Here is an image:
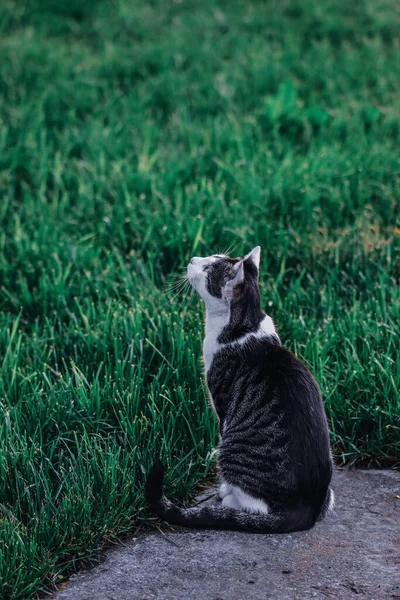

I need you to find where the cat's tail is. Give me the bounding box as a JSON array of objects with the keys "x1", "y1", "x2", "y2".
[{"x1": 145, "y1": 461, "x2": 316, "y2": 534}]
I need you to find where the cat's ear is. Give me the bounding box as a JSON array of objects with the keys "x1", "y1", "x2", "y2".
[
  {"x1": 244, "y1": 246, "x2": 261, "y2": 271},
  {"x1": 224, "y1": 261, "x2": 244, "y2": 299},
  {"x1": 231, "y1": 260, "x2": 245, "y2": 285}
]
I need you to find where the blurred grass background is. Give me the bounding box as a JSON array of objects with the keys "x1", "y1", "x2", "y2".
[{"x1": 0, "y1": 0, "x2": 399, "y2": 597}]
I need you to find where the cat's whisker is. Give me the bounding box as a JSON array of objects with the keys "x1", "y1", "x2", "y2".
[
  {"x1": 164, "y1": 273, "x2": 189, "y2": 294},
  {"x1": 175, "y1": 280, "x2": 193, "y2": 308},
  {"x1": 170, "y1": 277, "x2": 190, "y2": 293},
  {"x1": 219, "y1": 240, "x2": 241, "y2": 257},
  {"x1": 166, "y1": 280, "x2": 187, "y2": 294},
  {"x1": 165, "y1": 274, "x2": 192, "y2": 304},
  {"x1": 179, "y1": 282, "x2": 193, "y2": 305}
]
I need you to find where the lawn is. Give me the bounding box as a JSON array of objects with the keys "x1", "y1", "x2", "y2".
[{"x1": 0, "y1": 0, "x2": 399, "y2": 597}]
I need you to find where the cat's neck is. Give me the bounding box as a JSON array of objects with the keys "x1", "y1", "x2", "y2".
[
  {"x1": 203, "y1": 303, "x2": 279, "y2": 372},
  {"x1": 203, "y1": 304, "x2": 230, "y2": 372}
]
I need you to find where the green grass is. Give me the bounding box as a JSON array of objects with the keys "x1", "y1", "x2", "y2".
[{"x1": 0, "y1": 0, "x2": 399, "y2": 596}]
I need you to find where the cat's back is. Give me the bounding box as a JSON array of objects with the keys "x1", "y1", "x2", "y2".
[
  {"x1": 210, "y1": 336, "x2": 332, "y2": 512},
  {"x1": 208, "y1": 336, "x2": 332, "y2": 469},
  {"x1": 209, "y1": 336, "x2": 324, "y2": 409}
]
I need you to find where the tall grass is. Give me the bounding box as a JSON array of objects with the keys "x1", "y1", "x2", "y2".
[{"x1": 0, "y1": 0, "x2": 399, "y2": 597}]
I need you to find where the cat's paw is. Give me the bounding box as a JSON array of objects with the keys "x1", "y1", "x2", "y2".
[
  {"x1": 221, "y1": 493, "x2": 240, "y2": 510},
  {"x1": 218, "y1": 482, "x2": 233, "y2": 499}
]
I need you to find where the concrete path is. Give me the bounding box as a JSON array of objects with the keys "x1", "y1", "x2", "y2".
[{"x1": 56, "y1": 470, "x2": 400, "y2": 600}]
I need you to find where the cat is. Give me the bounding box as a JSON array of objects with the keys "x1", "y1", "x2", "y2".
[{"x1": 145, "y1": 247, "x2": 334, "y2": 533}]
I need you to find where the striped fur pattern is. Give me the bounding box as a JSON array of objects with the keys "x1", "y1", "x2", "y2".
[{"x1": 146, "y1": 247, "x2": 334, "y2": 533}]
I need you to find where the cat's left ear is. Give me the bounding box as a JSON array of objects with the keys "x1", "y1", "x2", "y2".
[
  {"x1": 244, "y1": 246, "x2": 261, "y2": 271},
  {"x1": 224, "y1": 260, "x2": 244, "y2": 300}
]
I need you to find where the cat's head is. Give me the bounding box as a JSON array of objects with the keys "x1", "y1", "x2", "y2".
[{"x1": 187, "y1": 247, "x2": 261, "y2": 307}]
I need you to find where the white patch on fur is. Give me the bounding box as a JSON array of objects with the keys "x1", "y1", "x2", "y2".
[
  {"x1": 230, "y1": 485, "x2": 270, "y2": 514},
  {"x1": 328, "y1": 488, "x2": 335, "y2": 511},
  {"x1": 187, "y1": 256, "x2": 218, "y2": 301},
  {"x1": 221, "y1": 494, "x2": 240, "y2": 510},
  {"x1": 219, "y1": 481, "x2": 233, "y2": 499},
  {"x1": 203, "y1": 309, "x2": 230, "y2": 371},
  {"x1": 234, "y1": 315, "x2": 280, "y2": 347},
  {"x1": 203, "y1": 313, "x2": 279, "y2": 371},
  {"x1": 260, "y1": 315, "x2": 277, "y2": 336}
]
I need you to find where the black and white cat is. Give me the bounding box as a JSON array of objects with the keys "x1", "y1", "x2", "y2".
[{"x1": 146, "y1": 247, "x2": 334, "y2": 533}]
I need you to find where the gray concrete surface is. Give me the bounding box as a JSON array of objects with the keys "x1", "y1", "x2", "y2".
[{"x1": 55, "y1": 470, "x2": 400, "y2": 600}]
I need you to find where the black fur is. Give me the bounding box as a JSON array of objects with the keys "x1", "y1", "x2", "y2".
[
  {"x1": 145, "y1": 250, "x2": 333, "y2": 533},
  {"x1": 218, "y1": 258, "x2": 267, "y2": 343},
  {"x1": 204, "y1": 257, "x2": 240, "y2": 299},
  {"x1": 145, "y1": 460, "x2": 165, "y2": 510},
  {"x1": 145, "y1": 461, "x2": 317, "y2": 533},
  {"x1": 208, "y1": 339, "x2": 332, "y2": 520}
]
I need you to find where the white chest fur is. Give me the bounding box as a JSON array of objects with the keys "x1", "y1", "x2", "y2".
[
  {"x1": 202, "y1": 313, "x2": 278, "y2": 373},
  {"x1": 203, "y1": 312, "x2": 278, "y2": 373},
  {"x1": 202, "y1": 309, "x2": 230, "y2": 372}
]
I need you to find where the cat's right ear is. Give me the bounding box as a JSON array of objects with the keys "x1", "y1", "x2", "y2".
[{"x1": 244, "y1": 246, "x2": 261, "y2": 271}]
